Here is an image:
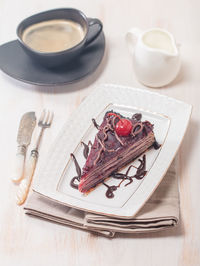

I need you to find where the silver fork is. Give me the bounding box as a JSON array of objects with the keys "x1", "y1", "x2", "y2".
[{"x1": 17, "y1": 110, "x2": 54, "y2": 205}]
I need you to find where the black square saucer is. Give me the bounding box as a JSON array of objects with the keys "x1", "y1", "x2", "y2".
[{"x1": 0, "y1": 30, "x2": 105, "y2": 86}]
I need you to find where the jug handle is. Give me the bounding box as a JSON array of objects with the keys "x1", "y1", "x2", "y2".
[{"x1": 126, "y1": 28, "x2": 142, "y2": 55}]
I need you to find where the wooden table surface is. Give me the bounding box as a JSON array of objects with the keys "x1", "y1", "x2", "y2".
[{"x1": 0, "y1": 0, "x2": 200, "y2": 265}]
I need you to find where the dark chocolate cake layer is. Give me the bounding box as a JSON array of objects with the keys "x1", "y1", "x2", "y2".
[{"x1": 78, "y1": 111, "x2": 155, "y2": 193}]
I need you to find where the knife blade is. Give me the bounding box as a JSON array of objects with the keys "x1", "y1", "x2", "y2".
[{"x1": 12, "y1": 112, "x2": 36, "y2": 183}]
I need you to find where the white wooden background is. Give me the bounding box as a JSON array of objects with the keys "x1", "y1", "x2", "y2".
[{"x1": 0, "y1": 0, "x2": 200, "y2": 265}]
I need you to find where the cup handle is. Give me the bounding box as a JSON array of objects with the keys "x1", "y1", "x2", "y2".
[
  {"x1": 85, "y1": 18, "x2": 103, "y2": 45},
  {"x1": 126, "y1": 28, "x2": 142, "y2": 55}
]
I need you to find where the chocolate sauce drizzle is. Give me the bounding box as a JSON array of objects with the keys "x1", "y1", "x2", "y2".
[
  {"x1": 102, "y1": 155, "x2": 147, "y2": 198},
  {"x1": 70, "y1": 153, "x2": 82, "y2": 189},
  {"x1": 153, "y1": 141, "x2": 161, "y2": 150},
  {"x1": 81, "y1": 141, "x2": 92, "y2": 159},
  {"x1": 92, "y1": 118, "x2": 99, "y2": 129},
  {"x1": 131, "y1": 122, "x2": 143, "y2": 137},
  {"x1": 102, "y1": 182, "x2": 118, "y2": 199},
  {"x1": 132, "y1": 113, "x2": 142, "y2": 121},
  {"x1": 70, "y1": 140, "x2": 92, "y2": 189}
]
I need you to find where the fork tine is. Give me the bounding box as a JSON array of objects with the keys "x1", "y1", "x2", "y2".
[
  {"x1": 39, "y1": 109, "x2": 45, "y2": 122},
  {"x1": 44, "y1": 110, "x2": 50, "y2": 124},
  {"x1": 48, "y1": 112, "x2": 54, "y2": 125}
]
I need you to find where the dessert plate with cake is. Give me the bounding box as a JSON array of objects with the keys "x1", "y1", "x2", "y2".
[{"x1": 33, "y1": 84, "x2": 192, "y2": 217}]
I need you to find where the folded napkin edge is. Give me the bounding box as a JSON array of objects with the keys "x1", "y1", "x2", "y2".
[{"x1": 25, "y1": 210, "x2": 115, "y2": 238}]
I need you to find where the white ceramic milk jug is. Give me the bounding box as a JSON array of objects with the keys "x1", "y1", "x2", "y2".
[{"x1": 126, "y1": 28, "x2": 181, "y2": 87}]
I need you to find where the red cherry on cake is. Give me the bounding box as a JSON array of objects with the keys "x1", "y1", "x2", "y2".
[
  {"x1": 107, "y1": 112, "x2": 133, "y2": 137},
  {"x1": 116, "y1": 119, "x2": 133, "y2": 136}
]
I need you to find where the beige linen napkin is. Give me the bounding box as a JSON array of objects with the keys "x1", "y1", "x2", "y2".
[{"x1": 24, "y1": 160, "x2": 179, "y2": 237}]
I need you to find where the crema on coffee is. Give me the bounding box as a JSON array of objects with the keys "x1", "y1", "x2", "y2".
[{"x1": 22, "y1": 19, "x2": 86, "y2": 53}]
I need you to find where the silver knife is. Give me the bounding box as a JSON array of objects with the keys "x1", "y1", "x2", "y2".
[{"x1": 12, "y1": 112, "x2": 36, "y2": 183}]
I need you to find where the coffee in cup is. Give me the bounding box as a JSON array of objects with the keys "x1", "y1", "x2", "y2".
[{"x1": 22, "y1": 19, "x2": 86, "y2": 53}]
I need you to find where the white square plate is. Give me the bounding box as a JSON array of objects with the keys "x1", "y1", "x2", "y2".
[{"x1": 33, "y1": 84, "x2": 192, "y2": 218}]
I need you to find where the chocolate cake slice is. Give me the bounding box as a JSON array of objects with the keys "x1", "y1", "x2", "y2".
[{"x1": 78, "y1": 111, "x2": 156, "y2": 193}]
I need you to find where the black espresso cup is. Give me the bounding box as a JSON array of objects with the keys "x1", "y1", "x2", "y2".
[{"x1": 17, "y1": 8, "x2": 103, "y2": 68}]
